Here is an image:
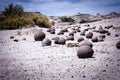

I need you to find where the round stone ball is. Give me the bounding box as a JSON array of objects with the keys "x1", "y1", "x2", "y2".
[
  {"x1": 97, "y1": 35, "x2": 105, "y2": 42},
  {"x1": 34, "y1": 31, "x2": 45, "y2": 41},
  {"x1": 99, "y1": 29, "x2": 106, "y2": 34},
  {"x1": 91, "y1": 37, "x2": 98, "y2": 42},
  {"x1": 76, "y1": 29, "x2": 81, "y2": 32},
  {"x1": 116, "y1": 41, "x2": 120, "y2": 49},
  {"x1": 86, "y1": 32, "x2": 93, "y2": 38},
  {"x1": 107, "y1": 32, "x2": 110, "y2": 36},
  {"x1": 66, "y1": 36, "x2": 74, "y2": 41},
  {"x1": 69, "y1": 32, "x2": 74, "y2": 36},
  {"x1": 99, "y1": 34, "x2": 106, "y2": 38},
  {"x1": 84, "y1": 28, "x2": 89, "y2": 31},
  {"x1": 50, "y1": 29, "x2": 55, "y2": 34},
  {"x1": 77, "y1": 45, "x2": 94, "y2": 58},
  {"x1": 58, "y1": 37, "x2": 66, "y2": 45},
  {"x1": 10, "y1": 36, "x2": 14, "y2": 39},
  {"x1": 115, "y1": 34, "x2": 119, "y2": 37},
  {"x1": 78, "y1": 40, "x2": 93, "y2": 48},
  {"x1": 42, "y1": 38, "x2": 51, "y2": 46},
  {"x1": 77, "y1": 37, "x2": 84, "y2": 42},
  {"x1": 71, "y1": 30, "x2": 76, "y2": 33},
  {"x1": 54, "y1": 37, "x2": 59, "y2": 44}
]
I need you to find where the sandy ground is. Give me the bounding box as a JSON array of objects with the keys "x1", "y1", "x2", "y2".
[{"x1": 0, "y1": 18, "x2": 120, "y2": 80}]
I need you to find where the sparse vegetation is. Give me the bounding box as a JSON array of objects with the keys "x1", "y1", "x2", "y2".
[
  {"x1": 60, "y1": 16, "x2": 75, "y2": 22},
  {"x1": 0, "y1": 16, "x2": 35, "y2": 30},
  {"x1": 36, "y1": 16, "x2": 52, "y2": 28},
  {"x1": 2, "y1": 4, "x2": 24, "y2": 18},
  {"x1": 0, "y1": 4, "x2": 52, "y2": 30}
]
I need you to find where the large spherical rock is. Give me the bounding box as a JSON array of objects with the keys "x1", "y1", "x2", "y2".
[
  {"x1": 71, "y1": 27, "x2": 75, "y2": 30},
  {"x1": 58, "y1": 37, "x2": 66, "y2": 45},
  {"x1": 71, "y1": 30, "x2": 76, "y2": 33},
  {"x1": 107, "y1": 32, "x2": 110, "y2": 36},
  {"x1": 86, "y1": 32, "x2": 93, "y2": 38},
  {"x1": 99, "y1": 29, "x2": 107, "y2": 34},
  {"x1": 54, "y1": 37, "x2": 59, "y2": 44},
  {"x1": 50, "y1": 28, "x2": 55, "y2": 34},
  {"x1": 34, "y1": 31, "x2": 45, "y2": 41},
  {"x1": 69, "y1": 32, "x2": 74, "y2": 36},
  {"x1": 47, "y1": 28, "x2": 55, "y2": 34},
  {"x1": 99, "y1": 34, "x2": 106, "y2": 38},
  {"x1": 77, "y1": 37, "x2": 84, "y2": 42},
  {"x1": 93, "y1": 30, "x2": 99, "y2": 33},
  {"x1": 99, "y1": 26, "x2": 103, "y2": 29},
  {"x1": 42, "y1": 38, "x2": 51, "y2": 46},
  {"x1": 93, "y1": 26, "x2": 96, "y2": 29},
  {"x1": 10, "y1": 36, "x2": 14, "y2": 39},
  {"x1": 91, "y1": 37, "x2": 98, "y2": 42},
  {"x1": 115, "y1": 34, "x2": 119, "y2": 37},
  {"x1": 14, "y1": 39, "x2": 19, "y2": 42},
  {"x1": 116, "y1": 41, "x2": 120, "y2": 49},
  {"x1": 76, "y1": 28, "x2": 81, "y2": 32},
  {"x1": 105, "y1": 25, "x2": 113, "y2": 29},
  {"x1": 97, "y1": 35, "x2": 105, "y2": 42},
  {"x1": 84, "y1": 28, "x2": 89, "y2": 31},
  {"x1": 77, "y1": 45, "x2": 94, "y2": 58},
  {"x1": 78, "y1": 40, "x2": 93, "y2": 48},
  {"x1": 66, "y1": 36, "x2": 74, "y2": 41}
]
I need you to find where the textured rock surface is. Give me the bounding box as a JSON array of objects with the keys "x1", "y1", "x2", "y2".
[
  {"x1": 66, "y1": 36, "x2": 74, "y2": 41},
  {"x1": 77, "y1": 37, "x2": 84, "y2": 42},
  {"x1": 92, "y1": 37, "x2": 98, "y2": 42},
  {"x1": 42, "y1": 38, "x2": 51, "y2": 46},
  {"x1": 78, "y1": 40, "x2": 93, "y2": 48},
  {"x1": 86, "y1": 32, "x2": 93, "y2": 38},
  {"x1": 77, "y1": 45, "x2": 94, "y2": 58},
  {"x1": 116, "y1": 41, "x2": 120, "y2": 49},
  {"x1": 58, "y1": 37, "x2": 66, "y2": 45},
  {"x1": 34, "y1": 31, "x2": 45, "y2": 41}
]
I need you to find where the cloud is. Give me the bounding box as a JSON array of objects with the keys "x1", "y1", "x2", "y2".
[
  {"x1": 0, "y1": 0, "x2": 120, "y2": 16},
  {"x1": 31, "y1": 0, "x2": 54, "y2": 2}
]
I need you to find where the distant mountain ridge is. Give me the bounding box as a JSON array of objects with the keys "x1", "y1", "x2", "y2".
[
  {"x1": 48, "y1": 12, "x2": 120, "y2": 23},
  {"x1": 0, "y1": 11, "x2": 120, "y2": 23}
]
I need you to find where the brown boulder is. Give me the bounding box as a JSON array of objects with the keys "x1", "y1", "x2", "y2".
[{"x1": 34, "y1": 31, "x2": 45, "y2": 41}]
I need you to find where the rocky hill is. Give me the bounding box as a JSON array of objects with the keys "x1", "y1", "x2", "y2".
[{"x1": 48, "y1": 12, "x2": 120, "y2": 23}]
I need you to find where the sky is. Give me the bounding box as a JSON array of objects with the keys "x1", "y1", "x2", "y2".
[{"x1": 0, "y1": 0, "x2": 120, "y2": 16}]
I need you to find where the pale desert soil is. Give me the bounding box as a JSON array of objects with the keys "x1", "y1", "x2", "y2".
[{"x1": 0, "y1": 18, "x2": 120, "y2": 80}]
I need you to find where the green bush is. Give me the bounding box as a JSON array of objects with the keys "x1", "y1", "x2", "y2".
[
  {"x1": 0, "y1": 3, "x2": 52, "y2": 30},
  {"x1": 0, "y1": 17, "x2": 35, "y2": 30},
  {"x1": 2, "y1": 4, "x2": 24, "y2": 18},
  {"x1": 61, "y1": 17, "x2": 75, "y2": 22},
  {"x1": 32, "y1": 15, "x2": 40, "y2": 24},
  {"x1": 0, "y1": 15, "x2": 52, "y2": 30},
  {"x1": 36, "y1": 16, "x2": 52, "y2": 28}
]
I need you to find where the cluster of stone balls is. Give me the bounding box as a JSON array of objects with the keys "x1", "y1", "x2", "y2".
[{"x1": 34, "y1": 25, "x2": 120, "y2": 58}]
